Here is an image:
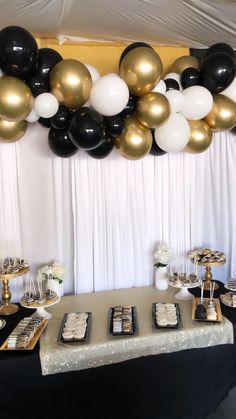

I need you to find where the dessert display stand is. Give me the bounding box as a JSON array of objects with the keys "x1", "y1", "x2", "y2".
[
  {"x1": 20, "y1": 297, "x2": 60, "y2": 319},
  {"x1": 220, "y1": 281, "x2": 236, "y2": 308},
  {"x1": 169, "y1": 280, "x2": 201, "y2": 300},
  {"x1": 196, "y1": 261, "x2": 226, "y2": 291},
  {"x1": 0, "y1": 267, "x2": 29, "y2": 315}
]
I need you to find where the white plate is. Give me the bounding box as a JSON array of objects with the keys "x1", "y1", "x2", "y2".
[
  {"x1": 169, "y1": 281, "x2": 201, "y2": 289},
  {"x1": 0, "y1": 318, "x2": 6, "y2": 330},
  {"x1": 220, "y1": 296, "x2": 236, "y2": 309},
  {"x1": 224, "y1": 284, "x2": 236, "y2": 292}
]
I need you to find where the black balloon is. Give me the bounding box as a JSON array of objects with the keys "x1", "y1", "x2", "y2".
[
  {"x1": 48, "y1": 128, "x2": 78, "y2": 158},
  {"x1": 38, "y1": 117, "x2": 52, "y2": 128},
  {"x1": 0, "y1": 26, "x2": 38, "y2": 79},
  {"x1": 164, "y1": 78, "x2": 180, "y2": 91},
  {"x1": 119, "y1": 42, "x2": 153, "y2": 67},
  {"x1": 181, "y1": 67, "x2": 199, "y2": 89},
  {"x1": 199, "y1": 52, "x2": 236, "y2": 93},
  {"x1": 27, "y1": 76, "x2": 49, "y2": 97},
  {"x1": 68, "y1": 107, "x2": 104, "y2": 150},
  {"x1": 230, "y1": 125, "x2": 236, "y2": 135},
  {"x1": 86, "y1": 133, "x2": 114, "y2": 159},
  {"x1": 104, "y1": 115, "x2": 124, "y2": 137},
  {"x1": 51, "y1": 106, "x2": 71, "y2": 130},
  {"x1": 32, "y1": 48, "x2": 62, "y2": 81},
  {"x1": 149, "y1": 131, "x2": 166, "y2": 156},
  {"x1": 203, "y1": 43, "x2": 235, "y2": 62},
  {"x1": 119, "y1": 94, "x2": 138, "y2": 118}
]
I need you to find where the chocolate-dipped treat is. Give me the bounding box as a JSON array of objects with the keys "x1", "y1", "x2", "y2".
[{"x1": 195, "y1": 303, "x2": 207, "y2": 320}]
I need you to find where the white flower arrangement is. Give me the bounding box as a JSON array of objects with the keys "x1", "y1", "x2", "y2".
[
  {"x1": 37, "y1": 261, "x2": 66, "y2": 284},
  {"x1": 153, "y1": 244, "x2": 175, "y2": 268}
]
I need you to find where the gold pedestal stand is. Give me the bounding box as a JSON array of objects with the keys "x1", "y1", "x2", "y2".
[
  {"x1": 0, "y1": 267, "x2": 29, "y2": 315},
  {"x1": 198, "y1": 261, "x2": 226, "y2": 291}
]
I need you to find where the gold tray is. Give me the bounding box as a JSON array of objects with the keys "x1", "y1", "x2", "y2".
[
  {"x1": 192, "y1": 297, "x2": 222, "y2": 322},
  {"x1": 198, "y1": 260, "x2": 226, "y2": 267},
  {"x1": 0, "y1": 319, "x2": 48, "y2": 351},
  {"x1": 190, "y1": 258, "x2": 226, "y2": 267},
  {"x1": 0, "y1": 266, "x2": 29, "y2": 281}
]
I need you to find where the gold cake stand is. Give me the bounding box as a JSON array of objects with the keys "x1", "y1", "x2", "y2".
[
  {"x1": 0, "y1": 267, "x2": 29, "y2": 315},
  {"x1": 191, "y1": 260, "x2": 226, "y2": 291}
]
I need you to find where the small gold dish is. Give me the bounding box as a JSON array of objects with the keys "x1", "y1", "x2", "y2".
[{"x1": 192, "y1": 297, "x2": 222, "y2": 322}]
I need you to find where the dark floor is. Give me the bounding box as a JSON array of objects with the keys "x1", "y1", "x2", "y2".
[{"x1": 207, "y1": 387, "x2": 236, "y2": 419}]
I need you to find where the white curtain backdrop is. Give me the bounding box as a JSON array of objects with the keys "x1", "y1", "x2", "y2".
[{"x1": 0, "y1": 124, "x2": 236, "y2": 301}]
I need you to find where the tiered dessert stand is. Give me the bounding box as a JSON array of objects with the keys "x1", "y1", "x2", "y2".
[
  {"x1": 220, "y1": 277, "x2": 236, "y2": 308},
  {"x1": 0, "y1": 267, "x2": 29, "y2": 315}
]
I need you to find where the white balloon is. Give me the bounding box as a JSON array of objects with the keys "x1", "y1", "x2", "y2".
[
  {"x1": 34, "y1": 93, "x2": 59, "y2": 119},
  {"x1": 90, "y1": 74, "x2": 129, "y2": 116},
  {"x1": 164, "y1": 72, "x2": 182, "y2": 89},
  {"x1": 180, "y1": 86, "x2": 213, "y2": 120},
  {"x1": 85, "y1": 64, "x2": 100, "y2": 84},
  {"x1": 154, "y1": 113, "x2": 190, "y2": 152},
  {"x1": 165, "y1": 90, "x2": 184, "y2": 113},
  {"x1": 25, "y1": 108, "x2": 39, "y2": 123},
  {"x1": 221, "y1": 77, "x2": 236, "y2": 103},
  {"x1": 152, "y1": 79, "x2": 166, "y2": 94}
]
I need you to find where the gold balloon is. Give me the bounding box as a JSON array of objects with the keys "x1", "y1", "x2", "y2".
[
  {"x1": 0, "y1": 76, "x2": 33, "y2": 122},
  {"x1": 119, "y1": 47, "x2": 163, "y2": 96},
  {"x1": 185, "y1": 120, "x2": 212, "y2": 153},
  {"x1": 204, "y1": 94, "x2": 236, "y2": 131},
  {"x1": 115, "y1": 116, "x2": 152, "y2": 160},
  {"x1": 0, "y1": 119, "x2": 28, "y2": 143},
  {"x1": 136, "y1": 92, "x2": 170, "y2": 129},
  {"x1": 170, "y1": 55, "x2": 199, "y2": 74},
  {"x1": 50, "y1": 59, "x2": 92, "y2": 109}
]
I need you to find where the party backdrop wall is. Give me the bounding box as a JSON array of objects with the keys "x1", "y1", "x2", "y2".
[
  {"x1": 0, "y1": 123, "x2": 235, "y2": 301},
  {"x1": 36, "y1": 38, "x2": 188, "y2": 75},
  {"x1": 0, "y1": 40, "x2": 236, "y2": 301}
]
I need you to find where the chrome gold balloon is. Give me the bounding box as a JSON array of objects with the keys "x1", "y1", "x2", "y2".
[
  {"x1": 204, "y1": 94, "x2": 236, "y2": 131},
  {"x1": 170, "y1": 56, "x2": 199, "y2": 74},
  {"x1": 0, "y1": 76, "x2": 33, "y2": 122},
  {"x1": 115, "y1": 116, "x2": 152, "y2": 160},
  {"x1": 185, "y1": 120, "x2": 212, "y2": 153},
  {"x1": 137, "y1": 92, "x2": 170, "y2": 128},
  {"x1": 0, "y1": 119, "x2": 28, "y2": 142},
  {"x1": 50, "y1": 59, "x2": 92, "y2": 109},
  {"x1": 119, "y1": 47, "x2": 163, "y2": 96}
]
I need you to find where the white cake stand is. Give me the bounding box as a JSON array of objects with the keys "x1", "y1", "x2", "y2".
[
  {"x1": 20, "y1": 297, "x2": 60, "y2": 319},
  {"x1": 169, "y1": 281, "x2": 201, "y2": 301}
]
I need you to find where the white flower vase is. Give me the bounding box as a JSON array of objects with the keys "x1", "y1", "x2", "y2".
[
  {"x1": 154, "y1": 266, "x2": 169, "y2": 291},
  {"x1": 47, "y1": 278, "x2": 63, "y2": 297}
]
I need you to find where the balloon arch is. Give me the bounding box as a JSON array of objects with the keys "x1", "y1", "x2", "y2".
[{"x1": 0, "y1": 26, "x2": 236, "y2": 159}]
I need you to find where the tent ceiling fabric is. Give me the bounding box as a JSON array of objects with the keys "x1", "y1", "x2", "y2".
[{"x1": 0, "y1": 0, "x2": 236, "y2": 48}]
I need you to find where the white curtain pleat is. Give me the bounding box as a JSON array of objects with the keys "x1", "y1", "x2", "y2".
[
  {"x1": 0, "y1": 128, "x2": 236, "y2": 301},
  {"x1": 0, "y1": 142, "x2": 23, "y2": 301}
]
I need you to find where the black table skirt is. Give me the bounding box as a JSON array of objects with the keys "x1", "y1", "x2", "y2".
[{"x1": 0, "y1": 282, "x2": 236, "y2": 419}]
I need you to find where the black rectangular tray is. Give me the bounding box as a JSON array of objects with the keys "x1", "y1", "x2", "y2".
[
  {"x1": 108, "y1": 306, "x2": 138, "y2": 336},
  {"x1": 57, "y1": 312, "x2": 91, "y2": 344},
  {"x1": 152, "y1": 303, "x2": 181, "y2": 329}
]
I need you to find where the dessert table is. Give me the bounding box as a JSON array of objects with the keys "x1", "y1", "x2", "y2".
[
  {"x1": 0, "y1": 282, "x2": 236, "y2": 419},
  {"x1": 39, "y1": 286, "x2": 233, "y2": 375}
]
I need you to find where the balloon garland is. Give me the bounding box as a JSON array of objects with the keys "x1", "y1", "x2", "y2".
[{"x1": 0, "y1": 25, "x2": 236, "y2": 159}]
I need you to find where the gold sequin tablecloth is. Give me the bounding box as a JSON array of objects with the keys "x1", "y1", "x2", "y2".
[{"x1": 39, "y1": 286, "x2": 234, "y2": 375}]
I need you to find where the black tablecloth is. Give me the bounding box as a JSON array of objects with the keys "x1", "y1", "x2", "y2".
[{"x1": 0, "y1": 283, "x2": 236, "y2": 419}]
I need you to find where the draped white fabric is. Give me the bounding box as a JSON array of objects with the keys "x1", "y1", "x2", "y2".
[
  {"x1": 0, "y1": 125, "x2": 236, "y2": 300},
  {"x1": 1, "y1": 1, "x2": 236, "y2": 48}
]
